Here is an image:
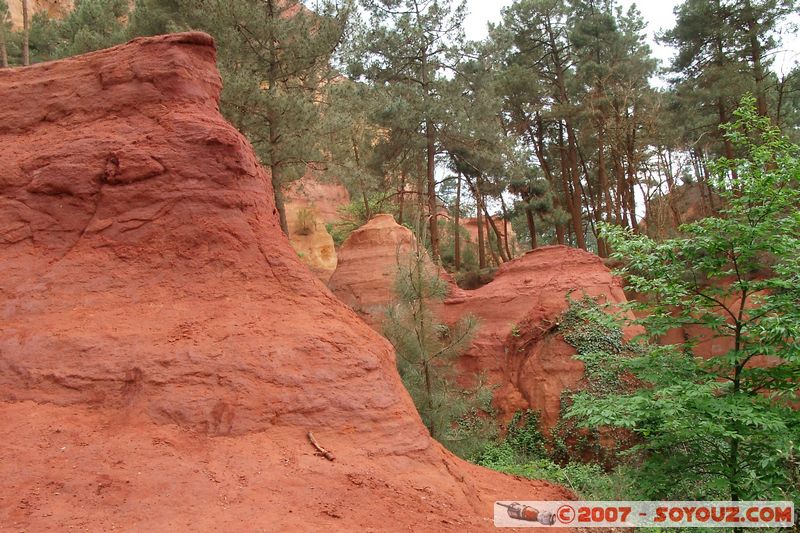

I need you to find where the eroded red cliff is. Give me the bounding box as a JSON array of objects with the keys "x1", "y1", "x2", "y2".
[
  {"x1": 441, "y1": 246, "x2": 635, "y2": 428},
  {"x1": 0, "y1": 33, "x2": 569, "y2": 531},
  {"x1": 328, "y1": 217, "x2": 634, "y2": 429}
]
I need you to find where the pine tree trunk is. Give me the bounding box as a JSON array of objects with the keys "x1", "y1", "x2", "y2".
[
  {"x1": 454, "y1": 172, "x2": 461, "y2": 272},
  {"x1": 265, "y1": 0, "x2": 288, "y2": 236},
  {"x1": 743, "y1": 0, "x2": 768, "y2": 117},
  {"x1": 557, "y1": 126, "x2": 578, "y2": 245},
  {"x1": 272, "y1": 172, "x2": 288, "y2": 235},
  {"x1": 423, "y1": 359, "x2": 434, "y2": 437},
  {"x1": 476, "y1": 199, "x2": 486, "y2": 269},
  {"x1": 660, "y1": 148, "x2": 682, "y2": 229},
  {"x1": 596, "y1": 132, "x2": 610, "y2": 256},
  {"x1": 0, "y1": 35, "x2": 8, "y2": 68},
  {"x1": 565, "y1": 122, "x2": 587, "y2": 249},
  {"x1": 474, "y1": 175, "x2": 508, "y2": 263},
  {"x1": 426, "y1": 119, "x2": 439, "y2": 261},
  {"x1": 529, "y1": 113, "x2": 563, "y2": 245},
  {"x1": 625, "y1": 117, "x2": 639, "y2": 233},
  {"x1": 500, "y1": 195, "x2": 513, "y2": 259},
  {"x1": 713, "y1": 29, "x2": 738, "y2": 181},
  {"x1": 525, "y1": 208, "x2": 537, "y2": 249},
  {"x1": 598, "y1": 129, "x2": 614, "y2": 221},
  {"x1": 545, "y1": 16, "x2": 585, "y2": 251},
  {"x1": 22, "y1": 0, "x2": 29, "y2": 66},
  {"x1": 485, "y1": 218, "x2": 500, "y2": 267},
  {"x1": 398, "y1": 182, "x2": 405, "y2": 225},
  {"x1": 482, "y1": 208, "x2": 508, "y2": 263}
]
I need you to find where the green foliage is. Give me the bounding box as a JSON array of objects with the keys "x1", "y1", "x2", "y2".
[
  {"x1": 504, "y1": 409, "x2": 547, "y2": 460},
  {"x1": 568, "y1": 96, "x2": 800, "y2": 503},
  {"x1": 56, "y1": 0, "x2": 129, "y2": 57},
  {"x1": 325, "y1": 222, "x2": 350, "y2": 248},
  {"x1": 326, "y1": 194, "x2": 400, "y2": 247},
  {"x1": 560, "y1": 295, "x2": 629, "y2": 395},
  {"x1": 438, "y1": 219, "x2": 478, "y2": 272},
  {"x1": 26, "y1": 12, "x2": 58, "y2": 60},
  {"x1": 337, "y1": 194, "x2": 392, "y2": 228},
  {"x1": 454, "y1": 267, "x2": 497, "y2": 290},
  {"x1": 475, "y1": 408, "x2": 635, "y2": 499},
  {"x1": 0, "y1": 0, "x2": 10, "y2": 66},
  {"x1": 475, "y1": 409, "x2": 548, "y2": 472}
]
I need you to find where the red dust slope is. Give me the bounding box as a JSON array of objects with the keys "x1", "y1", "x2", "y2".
[{"x1": 0, "y1": 33, "x2": 569, "y2": 531}]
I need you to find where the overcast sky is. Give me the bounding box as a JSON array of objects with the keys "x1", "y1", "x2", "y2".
[{"x1": 463, "y1": 0, "x2": 800, "y2": 82}]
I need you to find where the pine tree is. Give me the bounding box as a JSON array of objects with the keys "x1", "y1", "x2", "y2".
[
  {"x1": 349, "y1": 0, "x2": 468, "y2": 261},
  {"x1": 128, "y1": 0, "x2": 352, "y2": 235},
  {"x1": 569, "y1": 1, "x2": 657, "y2": 249},
  {"x1": 661, "y1": 0, "x2": 796, "y2": 166},
  {"x1": 383, "y1": 220, "x2": 495, "y2": 457},
  {"x1": 321, "y1": 79, "x2": 389, "y2": 222},
  {"x1": 508, "y1": 168, "x2": 554, "y2": 250},
  {"x1": 56, "y1": 0, "x2": 129, "y2": 57},
  {"x1": 0, "y1": 0, "x2": 10, "y2": 68},
  {"x1": 443, "y1": 50, "x2": 520, "y2": 264}
]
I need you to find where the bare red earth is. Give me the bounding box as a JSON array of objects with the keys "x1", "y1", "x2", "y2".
[{"x1": 0, "y1": 33, "x2": 570, "y2": 531}]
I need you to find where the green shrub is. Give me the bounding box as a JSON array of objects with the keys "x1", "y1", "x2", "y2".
[{"x1": 295, "y1": 207, "x2": 317, "y2": 236}]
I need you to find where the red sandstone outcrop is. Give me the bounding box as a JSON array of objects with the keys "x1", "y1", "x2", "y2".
[
  {"x1": 0, "y1": 33, "x2": 570, "y2": 531},
  {"x1": 327, "y1": 214, "x2": 442, "y2": 327},
  {"x1": 284, "y1": 171, "x2": 350, "y2": 282},
  {"x1": 7, "y1": 0, "x2": 73, "y2": 29},
  {"x1": 286, "y1": 171, "x2": 350, "y2": 224},
  {"x1": 441, "y1": 246, "x2": 636, "y2": 429},
  {"x1": 330, "y1": 220, "x2": 634, "y2": 429}
]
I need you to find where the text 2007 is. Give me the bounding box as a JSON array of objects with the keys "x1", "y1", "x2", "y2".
[{"x1": 577, "y1": 506, "x2": 632, "y2": 523}]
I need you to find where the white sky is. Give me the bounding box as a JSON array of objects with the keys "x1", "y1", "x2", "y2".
[{"x1": 463, "y1": 0, "x2": 800, "y2": 82}]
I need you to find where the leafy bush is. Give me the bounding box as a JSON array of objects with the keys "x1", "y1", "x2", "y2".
[
  {"x1": 559, "y1": 295, "x2": 631, "y2": 395},
  {"x1": 567, "y1": 96, "x2": 800, "y2": 503},
  {"x1": 454, "y1": 267, "x2": 497, "y2": 290},
  {"x1": 504, "y1": 409, "x2": 548, "y2": 461}
]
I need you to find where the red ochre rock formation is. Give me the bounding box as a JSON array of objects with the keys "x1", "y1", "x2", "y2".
[
  {"x1": 284, "y1": 170, "x2": 350, "y2": 282},
  {"x1": 441, "y1": 246, "x2": 636, "y2": 429},
  {"x1": 286, "y1": 170, "x2": 351, "y2": 225},
  {"x1": 0, "y1": 33, "x2": 570, "y2": 531},
  {"x1": 6, "y1": 0, "x2": 73, "y2": 29},
  {"x1": 329, "y1": 214, "x2": 424, "y2": 325},
  {"x1": 329, "y1": 217, "x2": 633, "y2": 430}
]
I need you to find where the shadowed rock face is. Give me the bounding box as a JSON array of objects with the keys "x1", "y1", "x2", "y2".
[
  {"x1": 441, "y1": 245, "x2": 637, "y2": 429},
  {"x1": 0, "y1": 33, "x2": 570, "y2": 530}
]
